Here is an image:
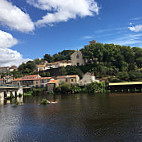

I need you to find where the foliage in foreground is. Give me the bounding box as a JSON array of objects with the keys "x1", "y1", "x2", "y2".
[
  {"x1": 83, "y1": 82, "x2": 106, "y2": 93},
  {"x1": 54, "y1": 82, "x2": 106, "y2": 94}
]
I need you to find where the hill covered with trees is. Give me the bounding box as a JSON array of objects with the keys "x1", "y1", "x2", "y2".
[
  {"x1": 80, "y1": 42, "x2": 142, "y2": 82},
  {"x1": 2, "y1": 41, "x2": 142, "y2": 82}
]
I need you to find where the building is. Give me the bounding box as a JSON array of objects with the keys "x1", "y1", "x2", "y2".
[
  {"x1": 13, "y1": 75, "x2": 55, "y2": 88},
  {"x1": 46, "y1": 62, "x2": 59, "y2": 70},
  {"x1": 0, "y1": 67, "x2": 10, "y2": 73},
  {"x1": 9, "y1": 66, "x2": 18, "y2": 72},
  {"x1": 36, "y1": 64, "x2": 46, "y2": 71},
  {"x1": 13, "y1": 75, "x2": 41, "y2": 86},
  {"x1": 71, "y1": 50, "x2": 85, "y2": 66},
  {"x1": 57, "y1": 75, "x2": 80, "y2": 85},
  {"x1": 57, "y1": 60, "x2": 71, "y2": 67},
  {"x1": 47, "y1": 79, "x2": 59, "y2": 92},
  {"x1": 79, "y1": 72, "x2": 99, "y2": 86},
  {"x1": 0, "y1": 78, "x2": 4, "y2": 86},
  {"x1": 4, "y1": 75, "x2": 14, "y2": 84},
  {"x1": 34, "y1": 77, "x2": 54, "y2": 88},
  {"x1": 45, "y1": 60, "x2": 71, "y2": 70},
  {"x1": 47, "y1": 79, "x2": 59, "y2": 87},
  {"x1": 89, "y1": 40, "x2": 97, "y2": 45}
]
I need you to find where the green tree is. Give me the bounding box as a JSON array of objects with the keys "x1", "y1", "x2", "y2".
[{"x1": 44, "y1": 54, "x2": 52, "y2": 63}]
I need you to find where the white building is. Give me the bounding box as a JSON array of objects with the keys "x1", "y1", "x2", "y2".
[
  {"x1": 45, "y1": 60, "x2": 71, "y2": 70},
  {"x1": 79, "y1": 72, "x2": 99, "y2": 86}
]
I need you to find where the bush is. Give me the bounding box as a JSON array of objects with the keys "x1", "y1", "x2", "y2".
[
  {"x1": 33, "y1": 88, "x2": 44, "y2": 95},
  {"x1": 128, "y1": 71, "x2": 142, "y2": 81},
  {"x1": 24, "y1": 91, "x2": 33, "y2": 96},
  {"x1": 109, "y1": 76, "x2": 120, "y2": 82},
  {"x1": 71, "y1": 85, "x2": 81, "y2": 93},
  {"x1": 84, "y1": 82, "x2": 106, "y2": 94},
  {"x1": 116, "y1": 72, "x2": 129, "y2": 81},
  {"x1": 40, "y1": 99, "x2": 50, "y2": 105},
  {"x1": 54, "y1": 82, "x2": 71, "y2": 94},
  {"x1": 60, "y1": 82, "x2": 71, "y2": 94}
]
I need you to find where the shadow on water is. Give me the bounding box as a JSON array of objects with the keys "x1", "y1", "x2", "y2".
[{"x1": 0, "y1": 93, "x2": 142, "y2": 142}]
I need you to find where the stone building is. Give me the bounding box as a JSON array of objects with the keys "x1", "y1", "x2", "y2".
[
  {"x1": 57, "y1": 75, "x2": 80, "y2": 85},
  {"x1": 0, "y1": 67, "x2": 10, "y2": 73},
  {"x1": 71, "y1": 50, "x2": 85, "y2": 66},
  {"x1": 79, "y1": 72, "x2": 99, "y2": 86}
]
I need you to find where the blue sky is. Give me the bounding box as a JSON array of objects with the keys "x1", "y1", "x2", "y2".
[{"x1": 0, "y1": 0, "x2": 142, "y2": 66}]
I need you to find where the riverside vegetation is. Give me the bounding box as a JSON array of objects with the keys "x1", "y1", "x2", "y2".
[{"x1": 54, "y1": 82, "x2": 106, "y2": 94}]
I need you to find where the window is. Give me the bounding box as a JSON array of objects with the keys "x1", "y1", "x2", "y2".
[
  {"x1": 76, "y1": 53, "x2": 79, "y2": 59},
  {"x1": 71, "y1": 79, "x2": 74, "y2": 82}
]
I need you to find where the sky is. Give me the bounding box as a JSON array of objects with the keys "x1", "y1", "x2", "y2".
[{"x1": 0, "y1": 0, "x2": 142, "y2": 67}]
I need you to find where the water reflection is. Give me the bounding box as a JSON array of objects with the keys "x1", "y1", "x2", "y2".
[
  {"x1": 0, "y1": 96, "x2": 24, "y2": 106},
  {"x1": 0, "y1": 93, "x2": 142, "y2": 141}
]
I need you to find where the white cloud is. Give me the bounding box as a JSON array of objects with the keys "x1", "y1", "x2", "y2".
[
  {"x1": 0, "y1": 48, "x2": 30, "y2": 67},
  {"x1": 129, "y1": 25, "x2": 142, "y2": 32},
  {"x1": 0, "y1": 30, "x2": 30, "y2": 67},
  {"x1": 0, "y1": 30, "x2": 18, "y2": 48},
  {"x1": 82, "y1": 35, "x2": 93, "y2": 40},
  {"x1": 0, "y1": 0, "x2": 34, "y2": 33},
  {"x1": 27, "y1": 0, "x2": 99, "y2": 26},
  {"x1": 131, "y1": 17, "x2": 142, "y2": 21},
  {"x1": 107, "y1": 34, "x2": 142, "y2": 45}
]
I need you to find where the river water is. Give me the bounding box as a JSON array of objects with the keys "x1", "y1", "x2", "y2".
[{"x1": 0, "y1": 93, "x2": 142, "y2": 142}]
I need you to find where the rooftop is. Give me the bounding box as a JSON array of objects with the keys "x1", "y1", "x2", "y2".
[{"x1": 109, "y1": 82, "x2": 142, "y2": 86}]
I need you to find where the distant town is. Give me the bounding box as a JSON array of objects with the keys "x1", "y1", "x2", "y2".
[
  {"x1": 1, "y1": 40, "x2": 142, "y2": 94},
  {"x1": 0, "y1": 41, "x2": 99, "y2": 90}
]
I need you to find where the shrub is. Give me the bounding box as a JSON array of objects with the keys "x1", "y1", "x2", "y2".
[
  {"x1": 84, "y1": 82, "x2": 106, "y2": 94},
  {"x1": 54, "y1": 82, "x2": 71, "y2": 94},
  {"x1": 71, "y1": 85, "x2": 81, "y2": 93},
  {"x1": 40, "y1": 99, "x2": 50, "y2": 105}
]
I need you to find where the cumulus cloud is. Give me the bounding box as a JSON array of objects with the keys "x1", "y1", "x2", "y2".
[
  {"x1": 0, "y1": 30, "x2": 18, "y2": 48},
  {"x1": 128, "y1": 25, "x2": 142, "y2": 32},
  {"x1": 0, "y1": 48, "x2": 30, "y2": 67},
  {"x1": 0, "y1": 30, "x2": 30, "y2": 67},
  {"x1": 0, "y1": 0, "x2": 34, "y2": 33},
  {"x1": 27, "y1": 0, "x2": 99, "y2": 26}
]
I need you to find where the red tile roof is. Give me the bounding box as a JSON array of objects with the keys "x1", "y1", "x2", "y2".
[
  {"x1": 0, "y1": 78, "x2": 3, "y2": 81},
  {"x1": 13, "y1": 75, "x2": 40, "y2": 81},
  {"x1": 35, "y1": 77, "x2": 53, "y2": 80},
  {"x1": 48, "y1": 80, "x2": 58, "y2": 84}
]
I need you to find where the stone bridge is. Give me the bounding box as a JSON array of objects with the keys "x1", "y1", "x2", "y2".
[{"x1": 0, "y1": 86, "x2": 24, "y2": 101}]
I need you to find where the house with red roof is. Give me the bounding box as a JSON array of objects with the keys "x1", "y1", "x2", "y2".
[
  {"x1": 13, "y1": 75, "x2": 41, "y2": 86},
  {"x1": 12, "y1": 75, "x2": 56, "y2": 88},
  {"x1": 34, "y1": 77, "x2": 54, "y2": 88}
]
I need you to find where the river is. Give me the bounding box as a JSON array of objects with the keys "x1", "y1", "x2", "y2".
[{"x1": 0, "y1": 93, "x2": 142, "y2": 142}]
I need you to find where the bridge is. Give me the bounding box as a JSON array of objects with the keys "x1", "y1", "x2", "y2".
[
  {"x1": 108, "y1": 82, "x2": 142, "y2": 93},
  {"x1": 0, "y1": 85, "x2": 31, "y2": 101}
]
